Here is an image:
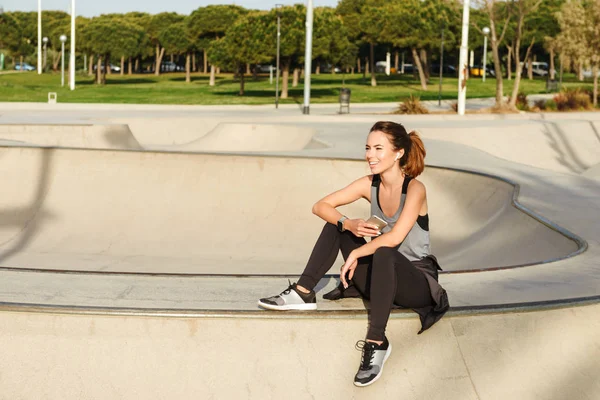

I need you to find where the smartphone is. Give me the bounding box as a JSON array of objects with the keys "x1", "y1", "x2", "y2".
[{"x1": 366, "y1": 215, "x2": 388, "y2": 231}]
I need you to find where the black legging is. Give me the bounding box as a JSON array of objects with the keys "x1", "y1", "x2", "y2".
[{"x1": 298, "y1": 223, "x2": 434, "y2": 341}]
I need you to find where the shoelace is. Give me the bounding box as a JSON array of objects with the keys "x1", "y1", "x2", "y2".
[
  {"x1": 279, "y1": 280, "x2": 295, "y2": 296},
  {"x1": 355, "y1": 340, "x2": 376, "y2": 370}
]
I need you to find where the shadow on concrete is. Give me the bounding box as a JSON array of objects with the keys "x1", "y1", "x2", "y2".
[
  {"x1": 539, "y1": 120, "x2": 591, "y2": 173},
  {"x1": 0, "y1": 148, "x2": 54, "y2": 263}
]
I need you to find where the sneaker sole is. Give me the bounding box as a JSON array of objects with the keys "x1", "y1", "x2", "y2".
[
  {"x1": 257, "y1": 300, "x2": 317, "y2": 311},
  {"x1": 353, "y1": 342, "x2": 392, "y2": 387}
]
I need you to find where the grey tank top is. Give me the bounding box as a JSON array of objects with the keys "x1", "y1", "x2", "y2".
[{"x1": 370, "y1": 174, "x2": 431, "y2": 261}]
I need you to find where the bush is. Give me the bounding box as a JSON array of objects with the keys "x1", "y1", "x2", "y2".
[
  {"x1": 533, "y1": 99, "x2": 546, "y2": 110},
  {"x1": 516, "y1": 92, "x2": 529, "y2": 111},
  {"x1": 554, "y1": 88, "x2": 592, "y2": 111},
  {"x1": 545, "y1": 99, "x2": 557, "y2": 111},
  {"x1": 394, "y1": 94, "x2": 429, "y2": 114}
]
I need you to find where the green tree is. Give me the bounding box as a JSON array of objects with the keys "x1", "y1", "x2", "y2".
[
  {"x1": 148, "y1": 12, "x2": 185, "y2": 76},
  {"x1": 208, "y1": 12, "x2": 273, "y2": 95},
  {"x1": 158, "y1": 21, "x2": 194, "y2": 82},
  {"x1": 187, "y1": 5, "x2": 247, "y2": 84},
  {"x1": 556, "y1": 0, "x2": 600, "y2": 106}
]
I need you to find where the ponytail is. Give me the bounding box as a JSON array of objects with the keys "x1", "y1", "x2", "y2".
[
  {"x1": 369, "y1": 121, "x2": 427, "y2": 177},
  {"x1": 404, "y1": 130, "x2": 426, "y2": 177}
]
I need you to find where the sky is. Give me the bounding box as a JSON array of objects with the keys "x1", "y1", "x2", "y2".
[{"x1": 1, "y1": 0, "x2": 340, "y2": 17}]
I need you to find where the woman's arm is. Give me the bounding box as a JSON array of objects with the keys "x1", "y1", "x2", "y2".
[
  {"x1": 340, "y1": 180, "x2": 426, "y2": 287},
  {"x1": 312, "y1": 176, "x2": 380, "y2": 238}
]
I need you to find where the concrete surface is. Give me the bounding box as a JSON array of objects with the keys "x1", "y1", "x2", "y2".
[{"x1": 0, "y1": 101, "x2": 599, "y2": 400}]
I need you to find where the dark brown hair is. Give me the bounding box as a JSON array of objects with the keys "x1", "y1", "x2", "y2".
[{"x1": 369, "y1": 121, "x2": 426, "y2": 177}]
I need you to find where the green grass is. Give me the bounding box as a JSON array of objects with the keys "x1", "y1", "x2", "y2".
[{"x1": 0, "y1": 70, "x2": 595, "y2": 105}]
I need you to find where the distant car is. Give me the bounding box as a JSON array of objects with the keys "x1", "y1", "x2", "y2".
[
  {"x1": 160, "y1": 61, "x2": 184, "y2": 72},
  {"x1": 14, "y1": 63, "x2": 35, "y2": 71},
  {"x1": 520, "y1": 61, "x2": 548, "y2": 77},
  {"x1": 430, "y1": 64, "x2": 457, "y2": 76},
  {"x1": 397, "y1": 64, "x2": 414, "y2": 74},
  {"x1": 320, "y1": 63, "x2": 341, "y2": 73},
  {"x1": 254, "y1": 64, "x2": 274, "y2": 73},
  {"x1": 92, "y1": 64, "x2": 121, "y2": 73}
]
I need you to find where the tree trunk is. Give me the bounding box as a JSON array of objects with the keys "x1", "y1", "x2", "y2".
[
  {"x1": 155, "y1": 45, "x2": 165, "y2": 76},
  {"x1": 135, "y1": 58, "x2": 140, "y2": 73},
  {"x1": 239, "y1": 66, "x2": 245, "y2": 95},
  {"x1": 365, "y1": 57, "x2": 369, "y2": 75},
  {"x1": 246, "y1": 63, "x2": 250, "y2": 75},
  {"x1": 185, "y1": 52, "x2": 191, "y2": 83},
  {"x1": 203, "y1": 49, "x2": 208, "y2": 74},
  {"x1": 527, "y1": 55, "x2": 533, "y2": 80},
  {"x1": 509, "y1": 31, "x2": 535, "y2": 108},
  {"x1": 88, "y1": 55, "x2": 94, "y2": 76},
  {"x1": 316, "y1": 65, "x2": 320, "y2": 74},
  {"x1": 128, "y1": 57, "x2": 132, "y2": 75},
  {"x1": 593, "y1": 65, "x2": 598, "y2": 107},
  {"x1": 96, "y1": 56, "x2": 102, "y2": 85},
  {"x1": 280, "y1": 62, "x2": 290, "y2": 99},
  {"x1": 209, "y1": 65, "x2": 216, "y2": 86},
  {"x1": 331, "y1": 64, "x2": 336, "y2": 75},
  {"x1": 411, "y1": 48, "x2": 428, "y2": 90},
  {"x1": 357, "y1": 57, "x2": 361, "y2": 74},
  {"x1": 20, "y1": 55, "x2": 24, "y2": 72},
  {"x1": 216, "y1": 67, "x2": 221, "y2": 74},
  {"x1": 547, "y1": 50, "x2": 554, "y2": 81},
  {"x1": 370, "y1": 42, "x2": 376, "y2": 87},
  {"x1": 506, "y1": 45, "x2": 512, "y2": 80},
  {"x1": 106, "y1": 55, "x2": 112, "y2": 75},
  {"x1": 394, "y1": 51, "x2": 399, "y2": 70},
  {"x1": 578, "y1": 61, "x2": 584, "y2": 81},
  {"x1": 420, "y1": 48, "x2": 430, "y2": 81},
  {"x1": 489, "y1": 15, "x2": 505, "y2": 107},
  {"x1": 103, "y1": 57, "x2": 108, "y2": 83},
  {"x1": 351, "y1": 67, "x2": 355, "y2": 75},
  {"x1": 120, "y1": 56, "x2": 125, "y2": 76},
  {"x1": 292, "y1": 68, "x2": 299, "y2": 87}
]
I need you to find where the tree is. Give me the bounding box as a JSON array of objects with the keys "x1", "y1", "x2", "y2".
[
  {"x1": 208, "y1": 12, "x2": 273, "y2": 95},
  {"x1": 158, "y1": 21, "x2": 194, "y2": 82},
  {"x1": 148, "y1": 12, "x2": 185, "y2": 76},
  {"x1": 358, "y1": 1, "x2": 387, "y2": 86},
  {"x1": 556, "y1": 0, "x2": 600, "y2": 107},
  {"x1": 507, "y1": 0, "x2": 543, "y2": 108},
  {"x1": 472, "y1": 0, "x2": 513, "y2": 108},
  {"x1": 187, "y1": 5, "x2": 247, "y2": 85}
]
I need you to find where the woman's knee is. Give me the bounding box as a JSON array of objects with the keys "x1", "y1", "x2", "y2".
[{"x1": 373, "y1": 247, "x2": 397, "y2": 264}]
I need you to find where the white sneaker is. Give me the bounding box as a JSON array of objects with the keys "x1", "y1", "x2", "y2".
[{"x1": 258, "y1": 281, "x2": 317, "y2": 311}]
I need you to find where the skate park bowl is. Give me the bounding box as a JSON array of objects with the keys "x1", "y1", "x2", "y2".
[
  {"x1": 0, "y1": 146, "x2": 581, "y2": 274},
  {"x1": 1, "y1": 111, "x2": 599, "y2": 399},
  {"x1": 0, "y1": 121, "x2": 326, "y2": 152}
]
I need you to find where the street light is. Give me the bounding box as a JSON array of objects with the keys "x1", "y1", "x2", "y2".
[
  {"x1": 275, "y1": 4, "x2": 282, "y2": 109},
  {"x1": 42, "y1": 36, "x2": 48, "y2": 71},
  {"x1": 482, "y1": 26, "x2": 490, "y2": 82},
  {"x1": 69, "y1": 0, "x2": 75, "y2": 90},
  {"x1": 38, "y1": 0, "x2": 42, "y2": 74},
  {"x1": 302, "y1": 0, "x2": 314, "y2": 115},
  {"x1": 60, "y1": 34, "x2": 67, "y2": 87},
  {"x1": 457, "y1": 0, "x2": 471, "y2": 115}
]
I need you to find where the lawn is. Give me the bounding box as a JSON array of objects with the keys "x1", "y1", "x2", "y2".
[{"x1": 0, "y1": 70, "x2": 595, "y2": 105}]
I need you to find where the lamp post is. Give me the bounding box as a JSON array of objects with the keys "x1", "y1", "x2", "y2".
[
  {"x1": 37, "y1": 0, "x2": 42, "y2": 74},
  {"x1": 302, "y1": 0, "x2": 314, "y2": 115},
  {"x1": 457, "y1": 0, "x2": 471, "y2": 115},
  {"x1": 69, "y1": 0, "x2": 75, "y2": 90},
  {"x1": 438, "y1": 24, "x2": 444, "y2": 107},
  {"x1": 60, "y1": 34, "x2": 67, "y2": 87},
  {"x1": 275, "y1": 4, "x2": 282, "y2": 109},
  {"x1": 42, "y1": 36, "x2": 48, "y2": 71},
  {"x1": 482, "y1": 26, "x2": 490, "y2": 82}
]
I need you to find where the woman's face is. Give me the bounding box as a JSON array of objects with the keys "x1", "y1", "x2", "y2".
[{"x1": 365, "y1": 130, "x2": 403, "y2": 174}]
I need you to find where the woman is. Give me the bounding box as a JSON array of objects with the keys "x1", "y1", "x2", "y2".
[{"x1": 258, "y1": 121, "x2": 449, "y2": 387}]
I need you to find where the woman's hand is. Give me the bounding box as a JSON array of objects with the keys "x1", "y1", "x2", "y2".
[
  {"x1": 345, "y1": 219, "x2": 381, "y2": 238},
  {"x1": 340, "y1": 252, "x2": 359, "y2": 289}
]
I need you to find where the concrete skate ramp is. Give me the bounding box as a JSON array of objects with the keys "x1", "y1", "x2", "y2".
[
  {"x1": 162, "y1": 123, "x2": 321, "y2": 152},
  {"x1": 419, "y1": 120, "x2": 600, "y2": 175},
  {"x1": 0, "y1": 146, "x2": 579, "y2": 273},
  {"x1": 0, "y1": 123, "x2": 142, "y2": 150},
  {"x1": 1, "y1": 302, "x2": 599, "y2": 399}
]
